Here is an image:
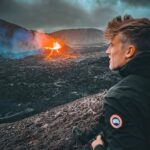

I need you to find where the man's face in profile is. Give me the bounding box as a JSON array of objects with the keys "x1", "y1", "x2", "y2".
[{"x1": 106, "y1": 33, "x2": 129, "y2": 70}]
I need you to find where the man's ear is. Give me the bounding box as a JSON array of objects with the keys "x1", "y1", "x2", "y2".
[{"x1": 125, "y1": 45, "x2": 137, "y2": 59}]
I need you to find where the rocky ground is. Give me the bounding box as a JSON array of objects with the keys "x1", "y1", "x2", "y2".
[
  {"x1": 0, "y1": 46, "x2": 121, "y2": 123},
  {"x1": 0, "y1": 46, "x2": 121, "y2": 149},
  {"x1": 0, "y1": 91, "x2": 106, "y2": 150}
]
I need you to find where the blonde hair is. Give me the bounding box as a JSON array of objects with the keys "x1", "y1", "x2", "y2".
[{"x1": 104, "y1": 15, "x2": 150, "y2": 51}]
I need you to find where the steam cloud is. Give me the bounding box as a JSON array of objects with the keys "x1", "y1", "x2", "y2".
[{"x1": 0, "y1": 27, "x2": 44, "y2": 59}]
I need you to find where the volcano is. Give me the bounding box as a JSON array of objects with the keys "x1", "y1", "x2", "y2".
[{"x1": 0, "y1": 19, "x2": 75, "y2": 59}]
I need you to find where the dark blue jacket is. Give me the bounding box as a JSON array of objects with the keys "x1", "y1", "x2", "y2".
[{"x1": 95, "y1": 52, "x2": 150, "y2": 150}]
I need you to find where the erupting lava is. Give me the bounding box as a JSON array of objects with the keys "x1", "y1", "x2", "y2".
[
  {"x1": 45, "y1": 42, "x2": 61, "y2": 52},
  {"x1": 44, "y1": 42, "x2": 61, "y2": 58},
  {"x1": 35, "y1": 32, "x2": 77, "y2": 60},
  {"x1": 43, "y1": 40, "x2": 68, "y2": 60}
]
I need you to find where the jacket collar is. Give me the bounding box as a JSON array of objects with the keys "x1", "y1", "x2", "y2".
[{"x1": 119, "y1": 52, "x2": 150, "y2": 79}]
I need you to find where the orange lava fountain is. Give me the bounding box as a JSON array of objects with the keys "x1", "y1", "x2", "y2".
[
  {"x1": 44, "y1": 41, "x2": 62, "y2": 59},
  {"x1": 35, "y1": 32, "x2": 77, "y2": 60}
]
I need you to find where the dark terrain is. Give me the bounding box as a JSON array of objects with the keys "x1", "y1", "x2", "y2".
[
  {"x1": 0, "y1": 46, "x2": 120, "y2": 123},
  {"x1": 0, "y1": 46, "x2": 121, "y2": 150},
  {"x1": 0, "y1": 91, "x2": 106, "y2": 150}
]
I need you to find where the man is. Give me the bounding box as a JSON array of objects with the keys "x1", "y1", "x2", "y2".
[{"x1": 91, "y1": 15, "x2": 150, "y2": 150}]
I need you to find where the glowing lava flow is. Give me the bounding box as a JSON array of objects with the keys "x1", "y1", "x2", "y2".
[
  {"x1": 45, "y1": 42, "x2": 61, "y2": 52},
  {"x1": 44, "y1": 42, "x2": 62, "y2": 59}
]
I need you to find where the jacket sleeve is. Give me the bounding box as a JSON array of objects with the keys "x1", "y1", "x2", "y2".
[{"x1": 102, "y1": 94, "x2": 148, "y2": 150}]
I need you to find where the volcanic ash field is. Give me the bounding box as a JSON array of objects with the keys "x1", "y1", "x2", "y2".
[{"x1": 0, "y1": 46, "x2": 120, "y2": 123}]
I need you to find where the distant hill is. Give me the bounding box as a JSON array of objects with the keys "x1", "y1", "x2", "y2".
[
  {"x1": 0, "y1": 19, "x2": 36, "y2": 50},
  {"x1": 0, "y1": 19, "x2": 33, "y2": 37},
  {"x1": 50, "y1": 28, "x2": 105, "y2": 47}
]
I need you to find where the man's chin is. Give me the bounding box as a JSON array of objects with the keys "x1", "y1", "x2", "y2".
[
  {"x1": 109, "y1": 65, "x2": 119, "y2": 71},
  {"x1": 109, "y1": 65, "x2": 114, "y2": 70}
]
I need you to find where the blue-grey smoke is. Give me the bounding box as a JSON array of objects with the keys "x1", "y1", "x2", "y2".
[
  {"x1": 0, "y1": 47, "x2": 43, "y2": 59},
  {"x1": 0, "y1": 26, "x2": 44, "y2": 59}
]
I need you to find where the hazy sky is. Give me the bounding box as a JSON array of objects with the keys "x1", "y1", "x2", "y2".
[{"x1": 0, "y1": 0, "x2": 150, "y2": 32}]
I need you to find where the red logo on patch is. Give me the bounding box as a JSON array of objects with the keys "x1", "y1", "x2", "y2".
[{"x1": 110, "y1": 114, "x2": 123, "y2": 129}]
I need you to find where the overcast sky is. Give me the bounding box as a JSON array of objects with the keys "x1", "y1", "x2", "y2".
[{"x1": 0, "y1": 0, "x2": 150, "y2": 32}]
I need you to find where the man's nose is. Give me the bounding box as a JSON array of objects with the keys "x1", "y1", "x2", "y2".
[{"x1": 106, "y1": 47, "x2": 110, "y2": 55}]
